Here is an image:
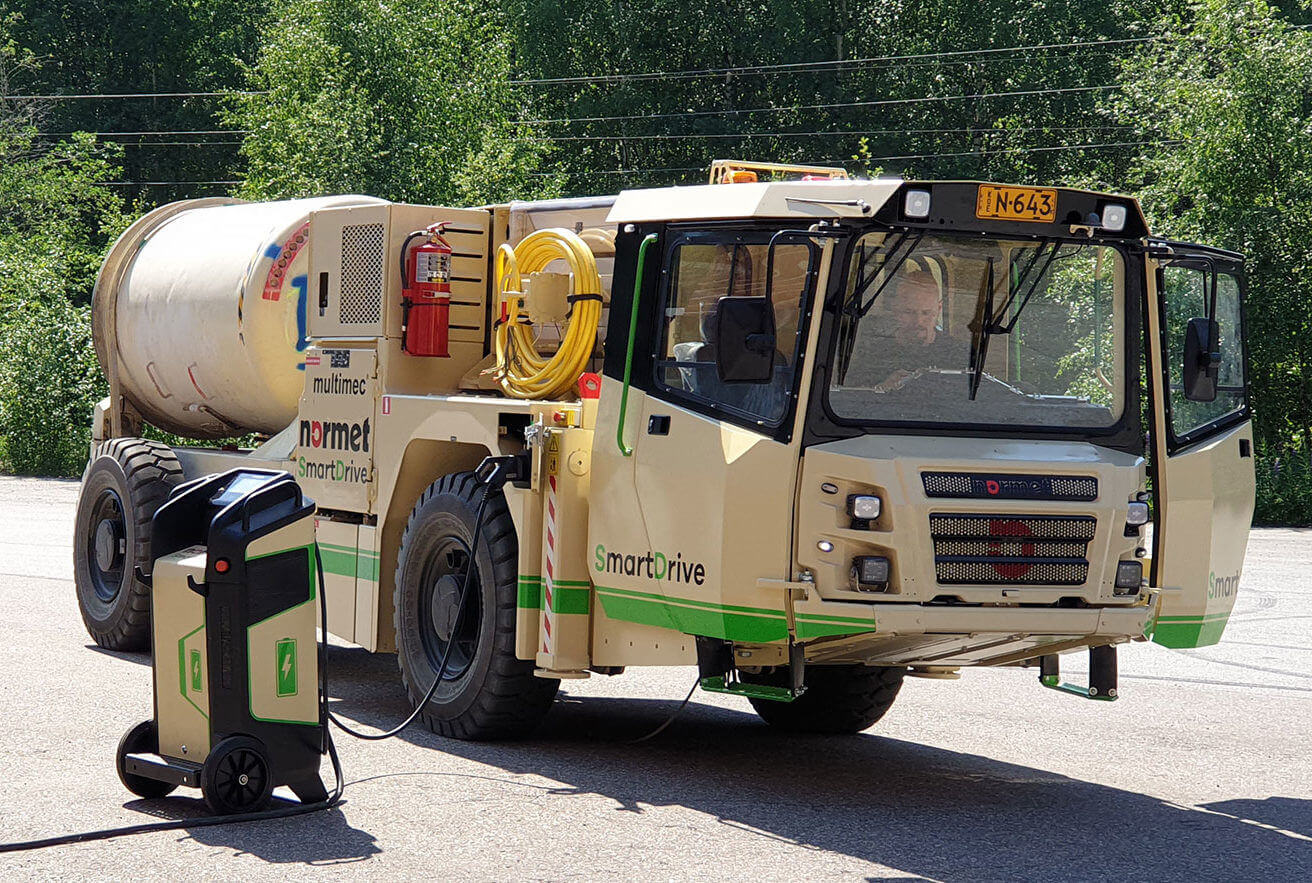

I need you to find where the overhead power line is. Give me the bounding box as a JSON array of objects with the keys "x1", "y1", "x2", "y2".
[
  {"x1": 2, "y1": 90, "x2": 264, "y2": 100},
  {"x1": 509, "y1": 37, "x2": 1154, "y2": 85},
  {"x1": 94, "y1": 180, "x2": 240, "y2": 186},
  {"x1": 520, "y1": 85, "x2": 1117, "y2": 125},
  {"x1": 545, "y1": 125, "x2": 1135, "y2": 142},
  {"x1": 535, "y1": 138, "x2": 1171, "y2": 177},
  {"x1": 39, "y1": 129, "x2": 251, "y2": 137}
]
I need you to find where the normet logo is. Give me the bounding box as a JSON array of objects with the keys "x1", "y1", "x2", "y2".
[{"x1": 299, "y1": 418, "x2": 370, "y2": 452}]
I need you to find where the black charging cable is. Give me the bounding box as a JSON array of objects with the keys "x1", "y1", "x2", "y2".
[
  {"x1": 0, "y1": 603, "x2": 348, "y2": 854},
  {"x1": 324, "y1": 473, "x2": 496, "y2": 741}
]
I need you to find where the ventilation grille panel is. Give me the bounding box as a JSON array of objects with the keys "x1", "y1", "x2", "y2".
[
  {"x1": 922, "y1": 471, "x2": 1098, "y2": 502},
  {"x1": 929, "y1": 513, "x2": 1096, "y2": 586},
  {"x1": 340, "y1": 223, "x2": 385, "y2": 325}
]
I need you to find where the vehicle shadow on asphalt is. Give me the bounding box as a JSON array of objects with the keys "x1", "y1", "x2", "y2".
[
  {"x1": 122, "y1": 794, "x2": 379, "y2": 865},
  {"x1": 322, "y1": 646, "x2": 1312, "y2": 881}
]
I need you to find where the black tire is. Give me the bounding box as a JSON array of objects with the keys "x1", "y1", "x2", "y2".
[
  {"x1": 73, "y1": 438, "x2": 183, "y2": 651},
  {"x1": 116, "y1": 720, "x2": 176, "y2": 799},
  {"x1": 201, "y1": 736, "x2": 274, "y2": 815},
  {"x1": 747, "y1": 664, "x2": 907, "y2": 734},
  {"x1": 393, "y1": 471, "x2": 558, "y2": 740}
]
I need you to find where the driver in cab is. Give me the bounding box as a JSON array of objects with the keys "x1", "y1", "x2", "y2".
[{"x1": 848, "y1": 268, "x2": 959, "y2": 393}]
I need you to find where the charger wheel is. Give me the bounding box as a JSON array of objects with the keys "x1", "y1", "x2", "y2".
[
  {"x1": 394, "y1": 471, "x2": 559, "y2": 740},
  {"x1": 201, "y1": 736, "x2": 273, "y2": 815},
  {"x1": 73, "y1": 438, "x2": 183, "y2": 651},
  {"x1": 747, "y1": 665, "x2": 907, "y2": 734},
  {"x1": 116, "y1": 720, "x2": 175, "y2": 799}
]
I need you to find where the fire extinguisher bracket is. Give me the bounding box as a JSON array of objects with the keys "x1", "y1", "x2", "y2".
[{"x1": 400, "y1": 225, "x2": 454, "y2": 358}]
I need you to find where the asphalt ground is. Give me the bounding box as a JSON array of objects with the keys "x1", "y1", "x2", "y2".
[{"x1": 0, "y1": 475, "x2": 1309, "y2": 880}]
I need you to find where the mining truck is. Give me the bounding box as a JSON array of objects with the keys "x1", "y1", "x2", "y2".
[{"x1": 73, "y1": 161, "x2": 1255, "y2": 737}]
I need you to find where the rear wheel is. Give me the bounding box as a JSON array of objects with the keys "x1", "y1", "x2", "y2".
[
  {"x1": 73, "y1": 438, "x2": 183, "y2": 651},
  {"x1": 116, "y1": 720, "x2": 175, "y2": 799},
  {"x1": 747, "y1": 664, "x2": 906, "y2": 734},
  {"x1": 201, "y1": 736, "x2": 273, "y2": 815},
  {"x1": 393, "y1": 471, "x2": 559, "y2": 740}
]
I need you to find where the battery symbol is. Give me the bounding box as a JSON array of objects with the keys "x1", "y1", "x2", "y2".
[
  {"x1": 189, "y1": 649, "x2": 202, "y2": 692},
  {"x1": 275, "y1": 638, "x2": 298, "y2": 697}
]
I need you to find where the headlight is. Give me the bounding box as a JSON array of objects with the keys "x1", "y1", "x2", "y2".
[
  {"x1": 1101, "y1": 203, "x2": 1128, "y2": 232},
  {"x1": 904, "y1": 189, "x2": 932, "y2": 219},
  {"x1": 848, "y1": 494, "x2": 881, "y2": 521},
  {"x1": 1114, "y1": 560, "x2": 1142, "y2": 593},
  {"x1": 852, "y1": 555, "x2": 891, "y2": 589},
  {"x1": 1126, "y1": 501, "x2": 1150, "y2": 527}
]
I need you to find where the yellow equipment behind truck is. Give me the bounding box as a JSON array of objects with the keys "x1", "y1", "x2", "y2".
[{"x1": 74, "y1": 163, "x2": 1256, "y2": 737}]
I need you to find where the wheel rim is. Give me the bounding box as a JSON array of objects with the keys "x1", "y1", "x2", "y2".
[
  {"x1": 87, "y1": 489, "x2": 127, "y2": 603},
  {"x1": 418, "y1": 535, "x2": 482, "y2": 681},
  {"x1": 214, "y1": 747, "x2": 267, "y2": 809}
]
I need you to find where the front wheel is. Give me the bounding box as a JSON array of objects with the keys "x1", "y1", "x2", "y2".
[
  {"x1": 393, "y1": 471, "x2": 558, "y2": 740},
  {"x1": 748, "y1": 664, "x2": 906, "y2": 734},
  {"x1": 73, "y1": 438, "x2": 183, "y2": 651},
  {"x1": 116, "y1": 720, "x2": 175, "y2": 799}
]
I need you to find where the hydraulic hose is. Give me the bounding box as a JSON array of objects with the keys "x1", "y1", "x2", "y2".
[{"x1": 491, "y1": 228, "x2": 603, "y2": 399}]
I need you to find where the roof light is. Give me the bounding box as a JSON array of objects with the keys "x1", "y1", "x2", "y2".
[
  {"x1": 1101, "y1": 203, "x2": 1128, "y2": 232},
  {"x1": 904, "y1": 189, "x2": 932, "y2": 219}
]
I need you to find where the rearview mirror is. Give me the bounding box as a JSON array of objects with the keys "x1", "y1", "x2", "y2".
[
  {"x1": 1182, "y1": 316, "x2": 1220, "y2": 402},
  {"x1": 714, "y1": 296, "x2": 775, "y2": 383}
]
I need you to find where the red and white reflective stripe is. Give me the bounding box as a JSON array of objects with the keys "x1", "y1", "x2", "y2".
[
  {"x1": 381, "y1": 395, "x2": 391, "y2": 415},
  {"x1": 542, "y1": 473, "x2": 558, "y2": 655}
]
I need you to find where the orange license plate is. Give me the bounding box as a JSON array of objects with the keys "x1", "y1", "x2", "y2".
[{"x1": 976, "y1": 185, "x2": 1057, "y2": 223}]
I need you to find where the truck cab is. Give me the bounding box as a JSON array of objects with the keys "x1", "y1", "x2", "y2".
[{"x1": 589, "y1": 176, "x2": 1254, "y2": 690}]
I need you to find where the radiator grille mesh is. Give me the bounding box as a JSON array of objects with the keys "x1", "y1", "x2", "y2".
[
  {"x1": 340, "y1": 223, "x2": 385, "y2": 324},
  {"x1": 929, "y1": 513, "x2": 1095, "y2": 586},
  {"x1": 922, "y1": 471, "x2": 1098, "y2": 502}
]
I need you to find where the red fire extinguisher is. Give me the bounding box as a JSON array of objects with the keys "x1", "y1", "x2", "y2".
[{"x1": 401, "y1": 223, "x2": 453, "y2": 357}]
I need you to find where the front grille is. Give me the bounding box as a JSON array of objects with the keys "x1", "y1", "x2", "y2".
[
  {"x1": 929, "y1": 513, "x2": 1095, "y2": 586},
  {"x1": 922, "y1": 471, "x2": 1098, "y2": 502}
]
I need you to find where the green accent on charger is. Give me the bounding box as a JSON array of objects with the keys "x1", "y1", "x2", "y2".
[{"x1": 276, "y1": 637, "x2": 298, "y2": 698}]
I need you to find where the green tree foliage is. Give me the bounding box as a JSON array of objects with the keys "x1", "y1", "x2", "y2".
[
  {"x1": 5, "y1": 1, "x2": 264, "y2": 202},
  {"x1": 1113, "y1": 0, "x2": 1312, "y2": 521},
  {"x1": 227, "y1": 0, "x2": 560, "y2": 204},
  {"x1": 0, "y1": 24, "x2": 125, "y2": 475},
  {"x1": 504, "y1": 0, "x2": 1161, "y2": 193}
]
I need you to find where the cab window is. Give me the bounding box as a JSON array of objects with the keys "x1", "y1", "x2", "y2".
[
  {"x1": 655, "y1": 232, "x2": 813, "y2": 426},
  {"x1": 1160, "y1": 265, "x2": 1248, "y2": 445}
]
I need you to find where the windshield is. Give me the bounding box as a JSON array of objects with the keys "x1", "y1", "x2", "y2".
[{"x1": 828, "y1": 231, "x2": 1126, "y2": 429}]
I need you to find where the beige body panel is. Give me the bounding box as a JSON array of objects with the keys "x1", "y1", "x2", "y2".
[
  {"x1": 795, "y1": 435, "x2": 1146, "y2": 607},
  {"x1": 588, "y1": 377, "x2": 798, "y2": 646},
  {"x1": 152, "y1": 547, "x2": 211, "y2": 761},
  {"x1": 535, "y1": 427, "x2": 594, "y2": 674},
  {"x1": 246, "y1": 518, "x2": 320, "y2": 726},
  {"x1": 314, "y1": 517, "x2": 359, "y2": 641},
  {"x1": 295, "y1": 345, "x2": 378, "y2": 513}
]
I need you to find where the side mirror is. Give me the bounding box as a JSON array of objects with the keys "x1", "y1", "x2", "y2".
[
  {"x1": 1182, "y1": 316, "x2": 1220, "y2": 402},
  {"x1": 714, "y1": 295, "x2": 776, "y2": 383}
]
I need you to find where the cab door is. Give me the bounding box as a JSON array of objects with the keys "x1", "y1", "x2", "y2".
[
  {"x1": 588, "y1": 227, "x2": 819, "y2": 643},
  {"x1": 1145, "y1": 245, "x2": 1255, "y2": 648}
]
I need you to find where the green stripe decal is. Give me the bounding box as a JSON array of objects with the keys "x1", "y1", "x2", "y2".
[
  {"x1": 517, "y1": 576, "x2": 591, "y2": 614},
  {"x1": 595, "y1": 585, "x2": 787, "y2": 643},
  {"x1": 1151, "y1": 611, "x2": 1232, "y2": 648},
  {"x1": 518, "y1": 577, "x2": 543, "y2": 610},
  {"x1": 315, "y1": 542, "x2": 379, "y2": 582}
]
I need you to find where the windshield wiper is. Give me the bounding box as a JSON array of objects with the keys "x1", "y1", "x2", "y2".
[
  {"x1": 964, "y1": 239, "x2": 1067, "y2": 400},
  {"x1": 967, "y1": 257, "x2": 998, "y2": 400},
  {"x1": 849, "y1": 229, "x2": 925, "y2": 318}
]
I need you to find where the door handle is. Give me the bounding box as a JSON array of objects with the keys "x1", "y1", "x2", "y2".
[
  {"x1": 647, "y1": 414, "x2": 670, "y2": 435},
  {"x1": 1239, "y1": 438, "x2": 1251, "y2": 458}
]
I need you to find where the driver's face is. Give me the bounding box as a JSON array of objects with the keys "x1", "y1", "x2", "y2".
[{"x1": 890, "y1": 281, "x2": 941, "y2": 345}]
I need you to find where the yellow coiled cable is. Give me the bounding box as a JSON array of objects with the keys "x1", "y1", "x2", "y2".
[{"x1": 491, "y1": 228, "x2": 603, "y2": 399}]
